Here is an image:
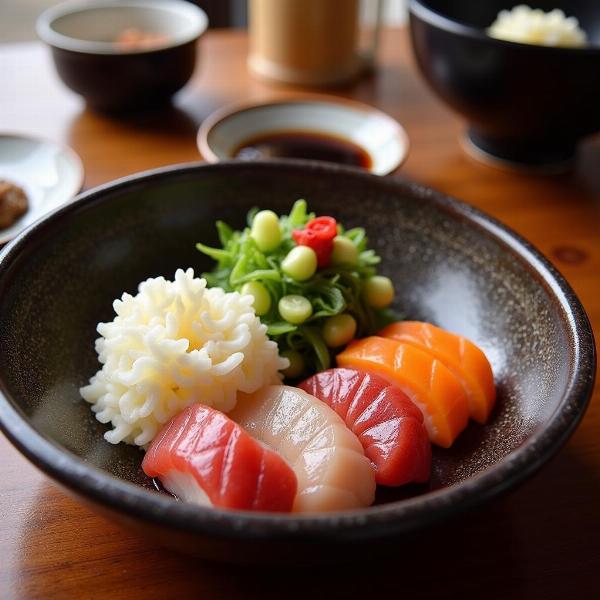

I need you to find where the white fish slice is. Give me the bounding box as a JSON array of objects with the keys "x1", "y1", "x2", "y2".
[{"x1": 230, "y1": 385, "x2": 376, "y2": 512}]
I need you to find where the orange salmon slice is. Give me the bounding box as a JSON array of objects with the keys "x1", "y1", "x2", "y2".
[
  {"x1": 337, "y1": 336, "x2": 469, "y2": 448},
  {"x1": 379, "y1": 322, "x2": 496, "y2": 423}
]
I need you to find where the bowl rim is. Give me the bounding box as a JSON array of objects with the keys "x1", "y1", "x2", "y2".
[
  {"x1": 409, "y1": 0, "x2": 600, "y2": 54},
  {"x1": 196, "y1": 94, "x2": 411, "y2": 176},
  {"x1": 36, "y1": 0, "x2": 208, "y2": 55},
  {"x1": 0, "y1": 160, "x2": 595, "y2": 541}
]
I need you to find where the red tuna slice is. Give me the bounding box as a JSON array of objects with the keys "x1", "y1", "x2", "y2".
[
  {"x1": 299, "y1": 368, "x2": 431, "y2": 486},
  {"x1": 143, "y1": 404, "x2": 297, "y2": 512}
]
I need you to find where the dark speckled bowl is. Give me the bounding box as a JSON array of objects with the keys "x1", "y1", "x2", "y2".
[{"x1": 0, "y1": 162, "x2": 594, "y2": 563}]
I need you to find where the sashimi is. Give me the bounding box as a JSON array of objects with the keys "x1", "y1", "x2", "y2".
[
  {"x1": 299, "y1": 368, "x2": 431, "y2": 486},
  {"x1": 229, "y1": 385, "x2": 376, "y2": 512},
  {"x1": 337, "y1": 337, "x2": 469, "y2": 448},
  {"x1": 142, "y1": 404, "x2": 297, "y2": 512},
  {"x1": 379, "y1": 321, "x2": 496, "y2": 423}
]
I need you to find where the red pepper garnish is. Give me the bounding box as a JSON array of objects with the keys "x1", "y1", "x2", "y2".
[
  {"x1": 305, "y1": 216, "x2": 337, "y2": 240},
  {"x1": 292, "y1": 216, "x2": 337, "y2": 268}
]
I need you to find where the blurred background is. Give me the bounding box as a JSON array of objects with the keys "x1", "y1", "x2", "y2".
[{"x1": 1, "y1": 0, "x2": 408, "y2": 42}]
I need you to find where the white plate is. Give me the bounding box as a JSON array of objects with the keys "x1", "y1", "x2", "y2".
[
  {"x1": 197, "y1": 96, "x2": 409, "y2": 176},
  {"x1": 0, "y1": 134, "x2": 84, "y2": 245}
]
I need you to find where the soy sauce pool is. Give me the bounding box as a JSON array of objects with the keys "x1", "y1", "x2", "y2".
[{"x1": 233, "y1": 131, "x2": 372, "y2": 169}]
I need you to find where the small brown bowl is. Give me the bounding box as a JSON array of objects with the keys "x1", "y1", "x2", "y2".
[
  {"x1": 37, "y1": 0, "x2": 208, "y2": 112},
  {"x1": 0, "y1": 161, "x2": 595, "y2": 563}
]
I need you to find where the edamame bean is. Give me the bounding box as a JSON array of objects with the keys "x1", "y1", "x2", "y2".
[
  {"x1": 250, "y1": 210, "x2": 282, "y2": 252},
  {"x1": 278, "y1": 294, "x2": 313, "y2": 324},
  {"x1": 281, "y1": 246, "x2": 317, "y2": 281},
  {"x1": 280, "y1": 349, "x2": 305, "y2": 379},
  {"x1": 322, "y1": 313, "x2": 357, "y2": 348},
  {"x1": 363, "y1": 275, "x2": 395, "y2": 308},
  {"x1": 331, "y1": 236, "x2": 359, "y2": 266},
  {"x1": 240, "y1": 281, "x2": 271, "y2": 316}
]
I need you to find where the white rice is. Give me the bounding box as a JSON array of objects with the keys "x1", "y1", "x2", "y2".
[
  {"x1": 80, "y1": 268, "x2": 288, "y2": 447},
  {"x1": 488, "y1": 5, "x2": 587, "y2": 47}
]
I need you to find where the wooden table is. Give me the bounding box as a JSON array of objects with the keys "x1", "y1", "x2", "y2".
[{"x1": 1, "y1": 28, "x2": 599, "y2": 599}]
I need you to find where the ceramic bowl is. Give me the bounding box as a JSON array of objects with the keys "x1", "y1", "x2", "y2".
[
  {"x1": 197, "y1": 97, "x2": 410, "y2": 175},
  {"x1": 0, "y1": 162, "x2": 594, "y2": 563},
  {"x1": 0, "y1": 133, "x2": 83, "y2": 245},
  {"x1": 409, "y1": 0, "x2": 600, "y2": 170},
  {"x1": 37, "y1": 0, "x2": 208, "y2": 112}
]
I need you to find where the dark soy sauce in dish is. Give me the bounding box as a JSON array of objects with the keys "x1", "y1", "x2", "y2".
[{"x1": 233, "y1": 131, "x2": 372, "y2": 169}]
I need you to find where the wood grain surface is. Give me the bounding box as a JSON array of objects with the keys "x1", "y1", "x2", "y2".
[{"x1": 1, "y1": 28, "x2": 599, "y2": 600}]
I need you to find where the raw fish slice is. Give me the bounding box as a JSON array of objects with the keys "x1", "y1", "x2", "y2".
[
  {"x1": 379, "y1": 321, "x2": 496, "y2": 423},
  {"x1": 300, "y1": 368, "x2": 431, "y2": 486},
  {"x1": 337, "y1": 337, "x2": 469, "y2": 448},
  {"x1": 143, "y1": 404, "x2": 297, "y2": 512},
  {"x1": 230, "y1": 386, "x2": 376, "y2": 512}
]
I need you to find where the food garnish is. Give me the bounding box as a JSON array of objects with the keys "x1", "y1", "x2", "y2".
[
  {"x1": 80, "y1": 268, "x2": 287, "y2": 446},
  {"x1": 291, "y1": 215, "x2": 337, "y2": 267},
  {"x1": 197, "y1": 200, "x2": 395, "y2": 375}
]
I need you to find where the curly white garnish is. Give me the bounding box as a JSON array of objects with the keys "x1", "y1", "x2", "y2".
[{"x1": 80, "y1": 268, "x2": 288, "y2": 446}]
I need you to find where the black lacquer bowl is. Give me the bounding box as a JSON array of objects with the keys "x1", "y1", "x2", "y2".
[
  {"x1": 409, "y1": 0, "x2": 600, "y2": 169},
  {"x1": 0, "y1": 162, "x2": 594, "y2": 563}
]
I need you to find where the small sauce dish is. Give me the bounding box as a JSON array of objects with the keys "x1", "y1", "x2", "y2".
[
  {"x1": 0, "y1": 133, "x2": 83, "y2": 245},
  {"x1": 197, "y1": 97, "x2": 410, "y2": 175}
]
